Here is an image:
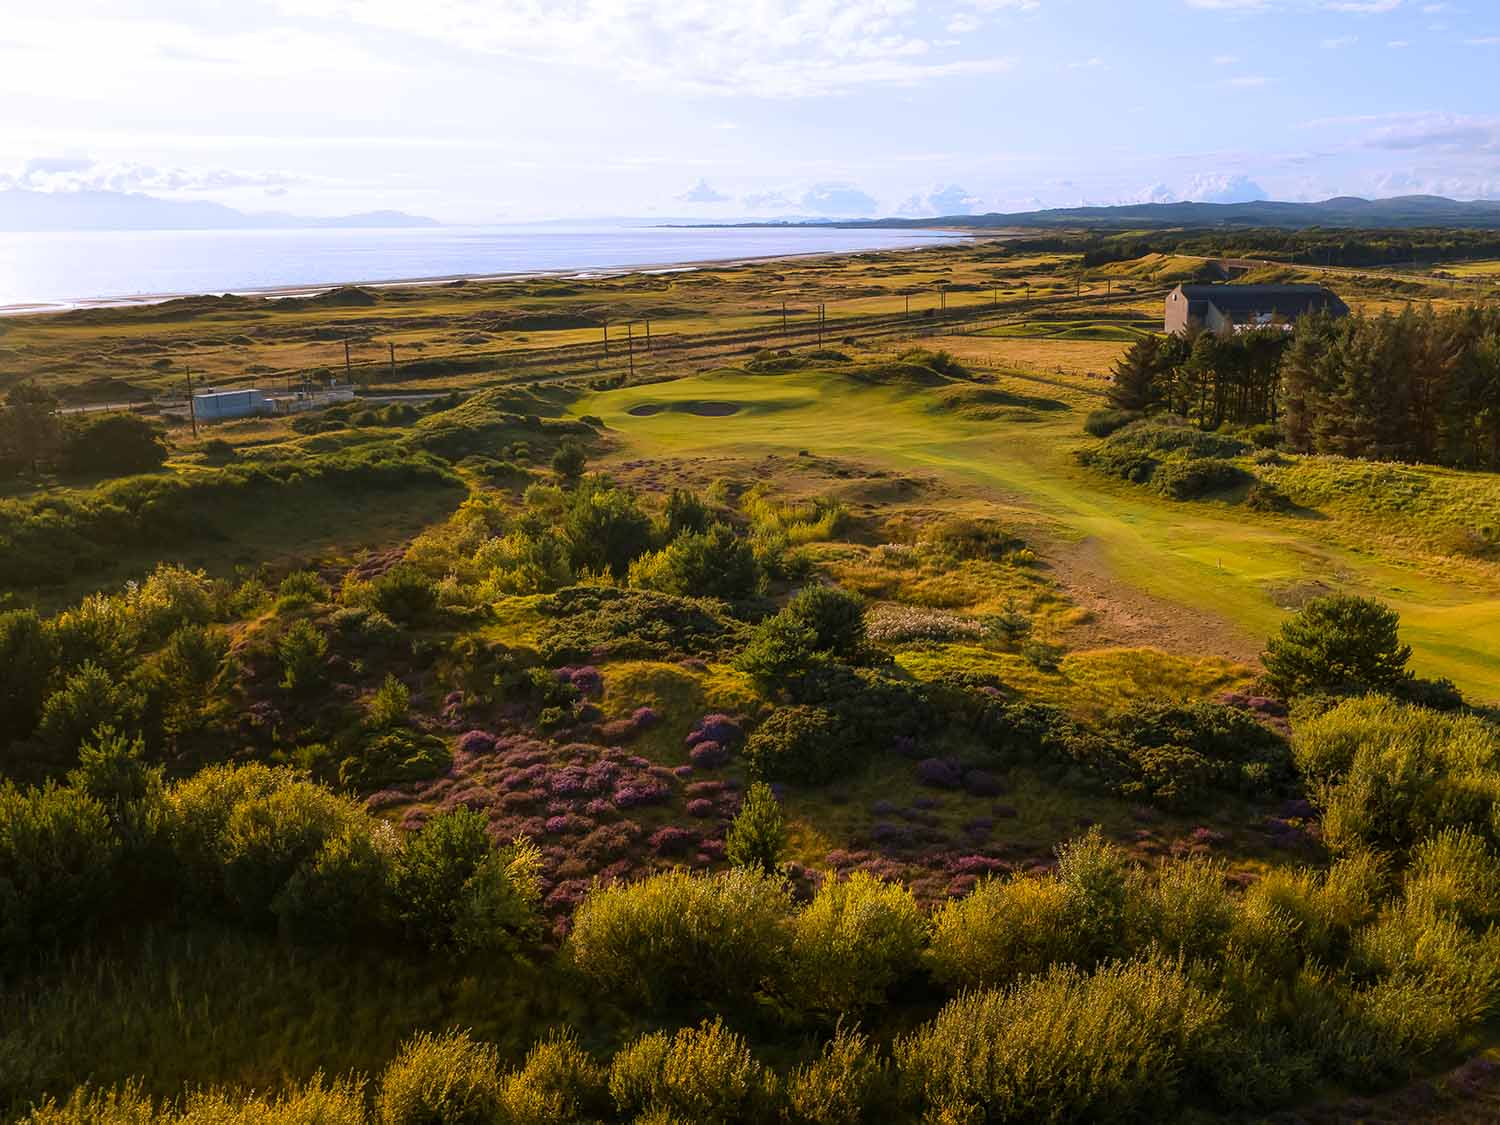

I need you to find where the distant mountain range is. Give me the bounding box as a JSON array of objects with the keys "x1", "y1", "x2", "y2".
[
  {"x1": 0, "y1": 189, "x2": 439, "y2": 232},
  {"x1": 798, "y1": 195, "x2": 1500, "y2": 232}
]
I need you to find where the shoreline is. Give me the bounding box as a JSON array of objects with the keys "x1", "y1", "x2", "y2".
[{"x1": 0, "y1": 230, "x2": 977, "y2": 319}]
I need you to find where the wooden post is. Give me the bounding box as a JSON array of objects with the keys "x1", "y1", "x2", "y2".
[
  {"x1": 388, "y1": 342, "x2": 396, "y2": 382},
  {"x1": 904, "y1": 293, "x2": 910, "y2": 320},
  {"x1": 344, "y1": 339, "x2": 352, "y2": 383},
  {"x1": 645, "y1": 319, "x2": 651, "y2": 352},
  {"x1": 782, "y1": 300, "x2": 787, "y2": 337},
  {"x1": 627, "y1": 323, "x2": 635, "y2": 378},
  {"x1": 185, "y1": 368, "x2": 198, "y2": 438},
  {"x1": 817, "y1": 303, "x2": 824, "y2": 346}
]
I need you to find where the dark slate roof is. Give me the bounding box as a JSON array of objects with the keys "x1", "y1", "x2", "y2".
[{"x1": 1174, "y1": 284, "x2": 1349, "y2": 319}]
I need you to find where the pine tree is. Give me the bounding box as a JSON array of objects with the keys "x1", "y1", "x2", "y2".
[
  {"x1": 1107, "y1": 335, "x2": 1162, "y2": 412},
  {"x1": 725, "y1": 782, "x2": 786, "y2": 875}
]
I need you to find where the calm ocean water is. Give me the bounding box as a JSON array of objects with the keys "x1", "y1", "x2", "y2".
[{"x1": 0, "y1": 224, "x2": 965, "y2": 311}]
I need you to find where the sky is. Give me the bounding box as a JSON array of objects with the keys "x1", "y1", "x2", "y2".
[{"x1": 2, "y1": 0, "x2": 1499, "y2": 223}]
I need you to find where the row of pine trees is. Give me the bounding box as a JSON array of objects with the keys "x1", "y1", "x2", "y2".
[{"x1": 1109, "y1": 305, "x2": 1500, "y2": 469}]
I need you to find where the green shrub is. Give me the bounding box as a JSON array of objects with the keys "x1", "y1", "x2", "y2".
[
  {"x1": 1151, "y1": 458, "x2": 1247, "y2": 500},
  {"x1": 60, "y1": 414, "x2": 167, "y2": 477},
  {"x1": 569, "y1": 867, "x2": 793, "y2": 1006},
  {"x1": 371, "y1": 564, "x2": 439, "y2": 623},
  {"x1": 339, "y1": 729, "x2": 450, "y2": 790},
  {"x1": 564, "y1": 482, "x2": 653, "y2": 579},
  {"x1": 501, "y1": 1030, "x2": 610, "y2": 1125},
  {"x1": 1098, "y1": 699, "x2": 1293, "y2": 807},
  {"x1": 630, "y1": 523, "x2": 762, "y2": 600},
  {"x1": 894, "y1": 959, "x2": 1226, "y2": 1122},
  {"x1": 273, "y1": 825, "x2": 396, "y2": 945},
  {"x1": 167, "y1": 763, "x2": 300, "y2": 904},
  {"x1": 330, "y1": 605, "x2": 400, "y2": 644},
  {"x1": 1262, "y1": 594, "x2": 1412, "y2": 700},
  {"x1": 0, "y1": 609, "x2": 56, "y2": 742},
  {"x1": 219, "y1": 779, "x2": 364, "y2": 923},
  {"x1": 276, "y1": 570, "x2": 329, "y2": 609},
  {"x1": 550, "y1": 439, "x2": 587, "y2": 482},
  {"x1": 277, "y1": 619, "x2": 328, "y2": 692},
  {"x1": 608, "y1": 1018, "x2": 770, "y2": 1124},
  {"x1": 535, "y1": 586, "x2": 741, "y2": 664},
  {"x1": 23, "y1": 1076, "x2": 368, "y2": 1125},
  {"x1": 1238, "y1": 854, "x2": 1385, "y2": 966},
  {"x1": 0, "y1": 781, "x2": 117, "y2": 965},
  {"x1": 395, "y1": 808, "x2": 540, "y2": 953},
  {"x1": 154, "y1": 625, "x2": 229, "y2": 731},
  {"x1": 664, "y1": 488, "x2": 711, "y2": 537},
  {"x1": 734, "y1": 614, "x2": 822, "y2": 688},
  {"x1": 37, "y1": 661, "x2": 138, "y2": 761},
  {"x1": 788, "y1": 872, "x2": 927, "y2": 1014},
  {"x1": 783, "y1": 1023, "x2": 887, "y2": 1125},
  {"x1": 368, "y1": 674, "x2": 411, "y2": 729},
  {"x1": 741, "y1": 705, "x2": 845, "y2": 785},
  {"x1": 1109, "y1": 421, "x2": 1249, "y2": 459},
  {"x1": 917, "y1": 516, "x2": 1023, "y2": 562},
  {"x1": 1075, "y1": 444, "x2": 1159, "y2": 483},
  {"x1": 379, "y1": 1029, "x2": 505, "y2": 1125},
  {"x1": 724, "y1": 781, "x2": 786, "y2": 875},
  {"x1": 1245, "y1": 479, "x2": 1292, "y2": 512},
  {"x1": 1083, "y1": 408, "x2": 1142, "y2": 437}
]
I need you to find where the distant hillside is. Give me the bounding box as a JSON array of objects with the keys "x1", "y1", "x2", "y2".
[
  {"x1": 841, "y1": 195, "x2": 1500, "y2": 232},
  {"x1": 0, "y1": 189, "x2": 440, "y2": 232}
]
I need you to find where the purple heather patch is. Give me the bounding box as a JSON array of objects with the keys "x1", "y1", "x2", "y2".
[
  {"x1": 870, "y1": 799, "x2": 898, "y2": 816},
  {"x1": 892, "y1": 735, "x2": 921, "y2": 760},
  {"x1": 649, "y1": 826, "x2": 696, "y2": 855},
  {"x1": 455, "y1": 729, "x2": 495, "y2": 756},
  {"x1": 686, "y1": 798, "x2": 715, "y2": 818},
  {"x1": 556, "y1": 665, "x2": 604, "y2": 697},
  {"x1": 686, "y1": 780, "x2": 727, "y2": 797},
  {"x1": 689, "y1": 741, "x2": 729, "y2": 769},
  {"x1": 962, "y1": 817, "x2": 995, "y2": 838},
  {"x1": 686, "y1": 713, "x2": 743, "y2": 749},
  {"x1": 916, "y1": 757, "x2": 963, "y2": 789},
  {"x1": 613, "y1": 781, "x2": 671, "y2": 808},
  {"x1": 672, "y1": 765, "x2": 694, "y2": 780},
  {"x1": 912, "y1": 795, "x2": 941, "y2": 810},
  {"x1": 952, "y1": 855, "x2": 1009, "y2": 876},
  {"x1": 632, "y1": 705, "x2": 661, "y2": 728},
  {"x1": 584, "y1": 797, "x2": 613, "y2": 817}
]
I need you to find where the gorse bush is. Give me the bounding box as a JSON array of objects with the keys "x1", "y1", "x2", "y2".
[
  {"x1": 629, "y1": 522, "x2": 763, "y2": 601},
  {"x1": 569, "y1": 867, "x2": 793, "y2": 1006},
  {"x1": 276, "y1": 570, "x2": 328, "y2": 609},
  {"x1": 1150, "y1": 457, "x2": 1247, "y2": 500},
  {"x1": 23, "y1": 1075, "x2": 369, "y2": 1125},
  {"x1": 1262, "y1": 594, "x2": 1412, "y2": 700},
  {"x1": 783, "y1": 1023, "x2": 887, "y2": 1125},
  {"x1": 367, "y1": 674, "x2": 411, "y2": 729},
  {"x1": 608, "y1": 1018, "x2": 770, "y2": 1125},
  {"x1": 1126, "y1": 857, "x2": 1236, "y2": 962},
  {"x1": 501, "y1": 1030, "x2": 610, "y2": 1125},
  {"x1": 788, "y1": 872, "x2": 927, "y2": 1015},
  {"x1": 1293, "y1": 696, "x2": 1500, "y2": 853},
  {"x1": 37, "y1": 661, "x2": 139, "y2": 762},
  {"x1": 378, "y1": 1029, "x2": 504, "y2": 1125},
  {"x1": 895, "y1": 959, "x2": 1226, "y2": 1123},
  {"x1": 369, "y1": 564, "x2": 439, "y2": 623},
  {"x1": 0, "y1": 609, "x2": 56, "y2": 741}
]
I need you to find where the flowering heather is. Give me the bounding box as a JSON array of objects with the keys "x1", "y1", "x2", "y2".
[
  {"x1": 685, "y1": 713, "x2": 743, "y2": 749},
  {"x1": 962, "y1": 769, "x2": 1004, "y2": 797},
  {"x1": 952, "y1": 854, "x2": 1009, "y2": 876},
  {"x1": 678, "y1": 658, "x2": 709, "y2": 673},
  {"x1": 649, "y1": 826, "x2": 696, "y2": 855},
  {"x1": 866, "y1": 604, "x2": 987, "y2": 645},
  {"x1": 399, "y1": 808, "x2": 429, "y2": 832},
  {"x1": 584, "y1": 797, "x2": 614, "y2": 817},
  {"x1": 556, "y1": 665, "x2": 604, "y2": 697},
  {"x1": 672, "y1": 765, "x2": 694, "y2": 780},
  {"x1": 549, "y1": 766, "x2": 593, "y2": 796},
  {"x1": 916, "y1": 757, "x2": 963, "y2": 789},
  {"x1": 870, "y1": 821, "x2": 909, "y2": 843},
  {"x1": 455, "y1": 729, "x2": 496, "y2": 756},
  {"x1": 962, "y1": 817, "x2": 995, "y2": 839},
  {"x1": 585, "y1": 761, "x2": 620, "y2": 791},
  {"x1": 364, "y1": 788, "x2": 408, "y2": 812},
  {"x1": 1280, "y1": 797, "x2": 1316, "y2": 819},
  {"x1": 632, "y1": 705, "x2": 662, "y2": 728},
  {"x1": 1192, "y1": 826, "x2": 1226, "y2": 846},
  {"x1": 892, "y1": 735, "x2": 921, "y2": 760},
  {"x1": 696, "y1": 839, "x2": 726, "y2": 862},
  {"x1": 870, "y1": 799, "x2": 898, "y2": 816},
  {"x1": 612, "y1": 780, "x2": 671, "y2": 808},
  {"x1": 500, "y1": 790, "x2": 545, "y2": 811},
  {"x1": 912, "y1": 795, "x2": 942, "y2": 810},
  {"x1": 689, "y1": 741, "x2": 729, "y2": 769},
  {"x1": 686, "y1": 780, "x2": 727, "y2": 798},
  {"x1": 545, "y1": 879, "x2": 590, "y2": 915},
  {"x1": 947, "y1": 874, "x2": 978, "y2": 898},
  {"x1": 442, "y1": 787, "x2": 497, "y2": 812}
]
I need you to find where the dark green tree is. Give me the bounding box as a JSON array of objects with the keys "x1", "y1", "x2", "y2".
[
  {"x1": 551, "y1": 439, "x2": 587, "y2": 483},
  {"x1": 1261, "y1": 594, "x2": 1412, "y2": 699},
  {"x1": 1107, "y1": 335, "x2": 1163, "y2": 412}
]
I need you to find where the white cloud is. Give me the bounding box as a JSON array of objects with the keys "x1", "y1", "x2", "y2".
[
  {"x1": 800, "y1": 181, "x2": 880, "y2": 215},
  {"x1": 1321, "y1": 35, "x2": 1359, "y2": 47},
  {"x1": 676, "y1": 178, "x2": 731, "y2": 203},
  {"x1": 1223, "y1": 74, "x2": 1272, "y2": 86},
  {"x1": 0, "y1": 156, "x2": 303, "y2": 194},
  {"x1": 274, "y1": 1, "x2": 1016, "y2": 97},
  {"x1": 896, "y1": 183, "x2": 986, "y2": 215}
]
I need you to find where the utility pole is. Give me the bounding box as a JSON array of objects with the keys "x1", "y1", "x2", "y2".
[
  {"x1": 602, "y1": 319, "x2": 609, "y2": 359},
  {"x1": 185, "y1": 367, "x2": 198, "y2": 438},
  {"x1": 343, "y1": 339, "x2": 352, "y2": 384},
  {"x1": 388, "y1": 342, "x2": 396, "y2": 382},
  {"x1": 817, "y1": 303, "x2": 824, "y2": 346},
  {"x1": 904, "y1": 293, "x2": 910, "y2": 320},
  {"x1": 627, "y1": 323, "x2": 635, "y2": 378},
  {"x1": 782, "y1": 300, "x2": 787, "y2": 337},
  {"x1": 645, "y1": 319, "x2": 651, "y2": 351}
]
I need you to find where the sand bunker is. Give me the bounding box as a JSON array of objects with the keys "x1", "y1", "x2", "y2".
[{"x1": 626, "y1": 400, "x2": 741, "y2": 418}]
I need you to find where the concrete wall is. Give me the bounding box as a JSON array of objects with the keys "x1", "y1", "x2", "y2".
[{"x1": 1164, "y1": 289, "x2": 1190, "y2": 334}]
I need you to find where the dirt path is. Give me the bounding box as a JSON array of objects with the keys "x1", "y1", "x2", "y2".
[{"x1": 1045, "y1": 535, "x2": 1263, "y2": 665}]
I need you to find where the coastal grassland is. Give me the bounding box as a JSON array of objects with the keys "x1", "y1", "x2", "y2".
[{"x1": 572, "y1": 351, "x2": 1500, "y2": 699}]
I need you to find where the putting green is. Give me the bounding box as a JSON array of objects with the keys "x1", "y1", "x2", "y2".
[{"x1": 574, "y1": 368, "x2": 1500, "y2": 700}]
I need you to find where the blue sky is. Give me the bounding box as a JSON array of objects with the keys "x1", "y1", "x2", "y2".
[{"x1": 2, "y1": 0, "x2": 1498, "y2": 221}]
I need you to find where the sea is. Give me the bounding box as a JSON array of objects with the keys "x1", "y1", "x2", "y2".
[{"x1": 0, "y1": 224, "x2": 967, "y2": 313}]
